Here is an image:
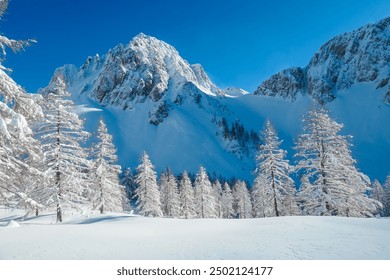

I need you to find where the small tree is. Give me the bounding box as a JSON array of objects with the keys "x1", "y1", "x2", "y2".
[
  {"x1": 221, "y1": 182, "x2": 234, "y2": 218},
  {"x1": 134, "y1": 152, "x2": 162, "y2": 217},
  {"x1": 179, "y1": 171, "x2": 196, "y2": 219},
  {"x1": 121, "y1": 167, "x2": 137, "y2": 209},
  {"x1": 383, "y1": 175, "x2": 390, "y2": 217},
  {"x1": 159, "y1": 168, "x2": 180, "y2": 217},
  {"x1": 90, "y1": 119, "x2": 125, "y2": 214},
  {"x1": 212, "y1": 180, "x2": 223, "y2": 218},
  {"x1": 194, "y1": 166, "x2": 216, "y2": 218},
  {"x1": 233, "y1": 180, "x2": 252, "y2": 219}
]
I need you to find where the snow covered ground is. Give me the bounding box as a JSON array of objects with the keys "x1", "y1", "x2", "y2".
[{"x1": 0, "y1": 208, "x2": 389, "y2": 260}]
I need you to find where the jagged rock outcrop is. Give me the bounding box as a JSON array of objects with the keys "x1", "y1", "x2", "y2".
[{"x1": 255, "y1": 17, "x2": 390, "y2": 104}]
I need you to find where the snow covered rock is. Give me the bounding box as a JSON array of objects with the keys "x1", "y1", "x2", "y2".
[
  {"x1": 49, "y1": 33, "x2": 224, "y2": 110},
  {"x1": 255, "y1": 17, "x2": 390, "y2": 104},
  {"x1": 224, "y1": 87, "x2": 250, "y2": 98}
]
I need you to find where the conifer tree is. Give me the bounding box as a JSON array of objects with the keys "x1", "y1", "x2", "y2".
[
  {"x1": 159, "y1": 168, "x2": 180, "y2": 217},
  {"x1": 382, "y1": 175, "x2": 390, "y2": 216},
  {"x1": 221, "y1": 182, "x2": 234, "y2": 218},
  {"x1": 212, "y1": 180, "x2": 223, "y2": 218},
  {"x1": 36, "y1": 77, "x2": 90, "y2": 222},
  {"x1": 90, "y1": 119, "x2": 125, "y2": 214},
  {"x1": 0, "y1": 1, "x2": 43, "y2": 210},
  {"x1": 370, "y1": 180, "x2": 386, "y2": 216},
  {"x1": 294, "y1": 107, "x2": 380, "y2": 217},
  {"x1": 121, "y1": 167, "x2": 137, "y2": 208},
  {"x1": 233, "y1": 180, "x2": 253, "y2": 218},
  {"x1": 179, "y1": 171, "x2": 196, "y2": 219},
  {"x1": 194, "y1": 166, "x2": 216, "y2": 218},
  {"x1": 134, "y1": 152, "x2": 162, "y2": 217},
  {"x1": 252, "y1": 120, "x2": 298, "y2": 217}
]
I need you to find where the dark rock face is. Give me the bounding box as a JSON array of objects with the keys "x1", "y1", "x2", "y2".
[
  {"x1": 255, "y1": 17, "x2": 390, "y2": 104},
  {"x1": 255, "y1": 67, "x2": 305, "y2": 100}
]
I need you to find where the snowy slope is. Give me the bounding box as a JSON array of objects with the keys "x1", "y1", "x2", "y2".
[
  {"x1": 42, "y1": 18, "x2": 390, "y2": 182},
  {"x1": 0, "y1": 209, "x2": 389, "y2": 260}
]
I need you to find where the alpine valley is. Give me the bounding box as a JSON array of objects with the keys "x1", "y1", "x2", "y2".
[{"x1": 41, "y1": 17, "x2": 390, "y2": 182}]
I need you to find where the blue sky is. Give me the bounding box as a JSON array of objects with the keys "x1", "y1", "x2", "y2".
[{"x1": 2, "y1": 0, "x2": 390, "y2": 92}]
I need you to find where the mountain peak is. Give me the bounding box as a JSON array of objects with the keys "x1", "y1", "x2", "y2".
[{"x1": 255, "y1": 16, "x2": 390, "y2": 104}]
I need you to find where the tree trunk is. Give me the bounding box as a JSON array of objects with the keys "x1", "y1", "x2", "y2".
[
  {"x1": 271, "y1": 170, "x2": 280, "y2": 217},
  {"x1": 57, "y1": 203, "x2": 62, "y2": 223}
]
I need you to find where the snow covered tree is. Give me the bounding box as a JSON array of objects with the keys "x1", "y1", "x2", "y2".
[
  {"x1": 252, "y1": 120, "x2": 298, "y2": 217},
  {"x1": 35, "y1": 76, "x2": 90, "y2": 222},
  {"x1": 212, "y1": 180, "x2": 223, "y2": 218},
  {"x1": 0, "y1": 1, "x2": 43, "y2": 210},
  {"x1": 382, "y1": 175, "x2": 390, "y2": 217},
  {"x1": 121, "y1": 167, "x2": 137, "y2": 208},
  {"x1": 294, "y1": 107, "x2": 380, "y2": 217},
  {"x1": 90, "y1": 119, "x2": 125, "y2": 214},
  {"x1": 0, "y1": 1, "x2": 35, "y2": 65},
  {"x1": 221, "y1": 182, "x2": 234, "y2": 218},
  {"x1": 194, "y1": 166, "x2": 217, "y2": 218},
  {"x1": 370, "y1": 180, "x2": 386, "y2": 216},
  {"x1": 134, "y1": 152, "x2": 162, "y2": 217},
  {"x1": 252, "y1": 174, "x2": 276, "y2": 218},
  {"x1": 159, "y1": 168, "x2": 180, "y2": 217},
  {"x1": 233, "y1": 180, "x2": 252, "y2": 219},
  {"x1": 179, "y1": 171, "x2": 196, "y2": 219}
]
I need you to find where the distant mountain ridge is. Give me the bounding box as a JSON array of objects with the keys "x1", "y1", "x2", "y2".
[{"x1": 255, "y1": 17, "x2": 390, "y2": 104}]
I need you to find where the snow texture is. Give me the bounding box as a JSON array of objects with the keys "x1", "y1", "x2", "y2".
[{"x1": 1, "y1": 209, "x2": 389, "y2": 260}]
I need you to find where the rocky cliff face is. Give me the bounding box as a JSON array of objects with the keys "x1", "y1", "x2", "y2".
[{"x1": 255, "y1": 17, "x2": 390, "y2": 104}]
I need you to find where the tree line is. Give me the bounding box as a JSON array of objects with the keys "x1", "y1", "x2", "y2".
[{"x1": 125, "y1": 110, "x2": 390, "y2": 219}]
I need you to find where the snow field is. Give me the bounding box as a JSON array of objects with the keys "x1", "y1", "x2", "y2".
[{"x1": 1, "y1": 209, "x2": 389, "y2": 260}]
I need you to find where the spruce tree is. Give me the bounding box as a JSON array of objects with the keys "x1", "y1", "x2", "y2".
[
  {"x1": 179, "y1": 171, "x2": 196, "y2": 219},
  {"x1": 159, "y1": 168, "x2": 180, "y2": 217},
  {"x1": 121, "y1": 167, "x2": 137, "y2": 209},
  {"x1": 0, "y1": 1, "x2": 43, "y2": 210},
  {"x1": 36, "y1": 76, "x2": 90, "y2": 222},
  {"x1": 233, "y1": 180, "x2": 253, "y2": 218},
  {"x1": 252, "y1": 120, "x2": 298, "y2": 217},
  {"x1": 134, "y1": 152, "x2": 162, "y2": 217},
  {"x1": 90, "y1": 119, "x2": 125, "y2": 214},
  {"x1": 194, "y1": 166, "x2": 216, "y2": 218},
  {"x1": 221, "y1": 182, "x2": 234, "y2": 218},
  {"x1": 382, "y1": 175, "x2": 390, "y2": 216},
  {"x1": 212, "y1": 180, "x2": 223, "y2": 218},
  {"x1": 370, "y1": 180, "x2": 386, "y2": 216},
  {"x1": 294, "y1": 107, "x2": 380, "y2": 217}
]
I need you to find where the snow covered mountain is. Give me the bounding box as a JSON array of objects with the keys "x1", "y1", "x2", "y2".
[
  {"x1": 249, "y1": 17, "x2": 390, "y2": 181},
  {"x1": 43, "y1": 18, "x2": 390, "y2": 182},
  {"x1": 43, "y1": 33, "x2": 257, "y2": 179},
  {"x1": 255, "y1": 17, "x2": 390, "y2": 104}
]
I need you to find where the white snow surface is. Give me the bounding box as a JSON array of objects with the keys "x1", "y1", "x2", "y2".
[{"x1": 0, "y1": 208, "x2": 389, "y2": 260}]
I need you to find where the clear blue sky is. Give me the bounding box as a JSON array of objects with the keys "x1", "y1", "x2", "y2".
[{"x1": 2, "y1": 0, "x2": 390, "y2": 93}]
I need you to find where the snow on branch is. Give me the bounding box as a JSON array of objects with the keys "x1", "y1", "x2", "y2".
[
  {"x1": 0, "y1": 0, "x2": 9, "y2": 17},
  {"x1": 0, "y1": 35, "x2": 36, "y2": 58}
]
